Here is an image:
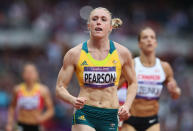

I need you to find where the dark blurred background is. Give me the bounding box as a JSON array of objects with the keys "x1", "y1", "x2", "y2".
[{"x1": 0, "y1": 0, "x2": 193, "y2": 131}]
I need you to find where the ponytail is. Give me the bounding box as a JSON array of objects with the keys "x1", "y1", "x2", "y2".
[{"x1": 112, "y1": 18, "x2": 123, "y2": 29}]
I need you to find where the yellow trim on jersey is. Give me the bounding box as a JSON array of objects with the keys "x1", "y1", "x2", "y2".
[
  {"x1": 87, "y1": 53, "x2": 111, "y2": 66},
  {"x1": 19, "y1": 83, "x2": 40, "y2": 96}
]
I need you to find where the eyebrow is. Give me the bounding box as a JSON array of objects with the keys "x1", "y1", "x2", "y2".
[{"x1": 92, "y1": 15, "x2": 108, "y2": 18}]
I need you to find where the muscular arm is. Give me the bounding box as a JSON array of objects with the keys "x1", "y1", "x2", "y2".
[
  {"x1": 162, "y1": 61, "x2": 181, "y2": 99},
  {"x1": 118, "y1": 73, "x2": 126, "y2": 89},
  {"x1": 55, "y1": 47, "x2": 87, "y2": 108},
  {"x1": 118, "y1": 59, "x2": 135, "y2": 89},
  {"x1": 117, "y1": 45, "x2": 137, "y2": 120},
  {"x1": 121, "y1": 52, "x2": 137, "y2": 110},
  {"x1": 55, "y1": 50, "x2": 77, "y2": 104}
]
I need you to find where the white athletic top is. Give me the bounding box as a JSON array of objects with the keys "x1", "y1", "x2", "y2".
[{"x1": 135, "y1": 57, "x2": 166, "y2": 100}]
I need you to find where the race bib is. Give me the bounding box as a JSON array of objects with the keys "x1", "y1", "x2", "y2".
[
  {"x1": 83, "y1": 67, "x2": 116, "y2": 88},
  {"x1": 136, "y1": 81, "x2": 163, "y2": 99},
  {"x1": 18, "y1": 95, "x2": 39, "y2": 110}
]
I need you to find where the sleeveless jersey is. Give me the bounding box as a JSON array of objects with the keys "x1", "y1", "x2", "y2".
[
  {"x1": 134, "y1": 57, "x2": 166, "y2": 100},
  {"x1": 16, "y1": 83, "x2": 44, "y2": 110},
  {"x1": 76, "y1": 41, "x2": 122, "y2": 88}
]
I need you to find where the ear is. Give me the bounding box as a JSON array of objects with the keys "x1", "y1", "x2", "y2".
[
  {"x1": 155, "y1": 41, "x2": 158, "y2": 48},
  {"x1": 138, "y1": 42, "x2": 142, "y2": 49},
  {"x1": 87, "y1": 23, "x2": 90, "y2": 30},
  {"x1": 109, "y1": 25, "x2": 113, "y2": 32}
]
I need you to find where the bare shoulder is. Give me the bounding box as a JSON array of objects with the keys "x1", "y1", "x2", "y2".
[
  {"x1": 65, "y1": 44, "x2": 82, "y2": 58},
  {"x1": 160, "y1": 60, "x2": 171, "y2": 71},
  {"x1": 13, "y1": 85, "x2": 21, "y2": 94},
  {"x1": 114, "y1": 42, "x2": 132, "y2": 62},
  {"x1": 114, "y1": 42, "x2": 131, "y2": 54},
  {"x1": 38, "y1": 83, "x2": 50, "y2": 95},
  {"x1": 63, "y1": 43, "x2": 82, "y2": 65},
  {"x1": 160, "y1": 60, "x2": 174, "y2": 77}
]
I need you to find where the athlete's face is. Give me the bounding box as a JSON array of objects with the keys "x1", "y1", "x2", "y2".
[
  {"x1": 138, "y1": 29, "x2": 157, "y2": 53},
  {"x1": 88, "y1": 9, "x2": 112, "y2": 39},
  {"x1": 23, "y1": 65, "x2": 38, "y2": 83}
]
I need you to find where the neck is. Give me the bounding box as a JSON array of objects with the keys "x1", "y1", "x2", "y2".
[
  {"x1": 140, "y1": 51, "x2": 156, "y2": 67},
  {"x1": 25, "y1": 81, "x2": 36, "y2": 90},
  {"x1": 88, "y1": 36, "x2": 109, "y2": 50}
]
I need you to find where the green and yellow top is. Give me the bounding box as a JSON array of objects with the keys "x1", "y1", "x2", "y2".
[{"x1": 76, "y1": 41, "x2": 122, "y2": 88}]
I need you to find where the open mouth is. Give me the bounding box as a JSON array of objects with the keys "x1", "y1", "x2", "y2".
[
  {"x1": 95, "y1": 27, "x2": 103, "y2": 31},
  {"x1": 147, "y1": 43, "x2": 153, "y2": 47}
]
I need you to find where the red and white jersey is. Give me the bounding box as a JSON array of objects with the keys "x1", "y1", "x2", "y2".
[
  {"x1": 118, "y1": 82, "x2": 128, "y2": 105},
  {"x1": 16, "y1": 83, "x2": 44, "y2": 110},
  {"x1": 134, "y1": 57, "x2": 166, "y2": 100}
]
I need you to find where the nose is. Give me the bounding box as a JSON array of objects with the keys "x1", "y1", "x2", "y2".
[
  {"x1": 147, "y1": 37, "x2": 152, "y2": 42},
  {"x1": 96, "y1": 19, "x2": 101, "y2": 25},
  {"x1": 97, "y1": 22, "x2": 101, "y2": 26}
]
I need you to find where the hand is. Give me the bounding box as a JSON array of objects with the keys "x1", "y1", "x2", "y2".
[
  {"x1": 167, "y1": 81, "x2": 176, "y2": 93},
  {"x1": 34, "y1": 114, "x2": 44, "y2": 124},
  {"x1": 118, "y1": 105, "x2": 130, "y2": 121},
  {"x1": 73, "y1": 97, "x2": 87, "y2": 109},
  {"x1": 167, "y1": 82, "x2": 181, "y2": 99},
  {"x1": 6, "y1": 124, "x2": 12, "y2": 131}
]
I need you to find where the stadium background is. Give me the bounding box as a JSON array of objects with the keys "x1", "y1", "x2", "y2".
[{"x1": 0, "y1": 0, "x2": 193, "y2": 131}]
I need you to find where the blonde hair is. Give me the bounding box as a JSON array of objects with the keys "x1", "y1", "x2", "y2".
[
  {"x1": 88, "y1": 7, "x2": 123, "y2": 29},
  {"x1": 112, "y1": 18, "x2": 122, "y2": 29}
]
